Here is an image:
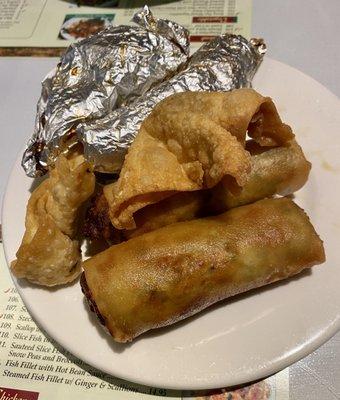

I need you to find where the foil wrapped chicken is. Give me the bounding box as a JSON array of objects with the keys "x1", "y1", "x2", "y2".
[{"x1": 22, "y1": 6, "x2": 190, "y2": 177}]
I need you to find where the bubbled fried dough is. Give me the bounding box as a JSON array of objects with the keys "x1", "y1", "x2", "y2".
[
  {"x1": 11, "y1": 155, "x2": 95, "y2": 286},
  {"x1": 104, "y1": 89, "x2": 294, "y2": 230}
]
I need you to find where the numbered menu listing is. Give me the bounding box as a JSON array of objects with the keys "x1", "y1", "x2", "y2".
[{"x1": 0, "y1": 267, "x2": 176, "y2": 398}]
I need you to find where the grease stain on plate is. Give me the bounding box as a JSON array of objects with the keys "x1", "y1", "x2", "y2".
[{"x1": 321, "y1": 160, "x2": 339, "y2": 173}]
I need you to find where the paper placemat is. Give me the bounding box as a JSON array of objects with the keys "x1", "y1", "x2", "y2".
[{"x1": 0, "y1": 0, "x2": 252, "y2": 56}]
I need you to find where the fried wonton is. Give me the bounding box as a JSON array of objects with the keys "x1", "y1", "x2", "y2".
[
  {"x1": 11, "y1": 154, "x2": 95, "y2": 286},
  {"x1": 104, "y1": 89, "x2": 294, "y2": 229}
]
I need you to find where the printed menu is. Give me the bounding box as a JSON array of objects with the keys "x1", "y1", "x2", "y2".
[
  {"x1": 0, "y1": 243, "x2": 289, "y2": 399},
  {"x1": 0, "y1": 0, "x2": 252, "y2": 56}
]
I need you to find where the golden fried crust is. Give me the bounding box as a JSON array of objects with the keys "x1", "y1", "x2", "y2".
[
  {"x1": 11, "y1": 155, "x2": 95, "y2": 286},
  {"x1": 145, "y1": 89, "x2": 293, "y2": 147},
  {"x1": 104, "y1": 89, "x2": 294, "y2": 230},
  {"x1": 124, "y1": 191, "x2": 208, "y2": 239},
  {"x1": 83, "y1": 189, "x2": 121, "y2": 244},
  {"x1": 82, "y1": 198, "x2": 325, "y2": 343},
  {"x1": 86, "y1": 140, "x2": 309, "y2": 241},
  {"x1": 83, "y1": 190, "x2": 207, "y2": 242},
  {"x1": 210, "y1": 139, "x2": 311, "y2": 212}
]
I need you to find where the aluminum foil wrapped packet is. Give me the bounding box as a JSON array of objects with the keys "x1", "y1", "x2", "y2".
[
  {"x1": 81, "y1": 35, "x2": 267, "y2": 172},
  {"x1": 22, "y1": 6, "x2": 266, "y2": 177},
  {"x1": 23, "y1": 6, "x2": 190, "y2": 177}
]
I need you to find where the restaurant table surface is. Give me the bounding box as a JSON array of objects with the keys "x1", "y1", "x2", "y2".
[{"x1": 0, "y1": 1, "x2": 339, "y2": 398}]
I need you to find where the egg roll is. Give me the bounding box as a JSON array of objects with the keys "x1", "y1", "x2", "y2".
[
  {"x1": 11, "y1": 154, "x2": 95, "y2": 286},
  {"x1": 83, "y1": 190, "x2": 206, "y2": 243},
  {"x1": 81, "y1": 198, "x2": 325, "y2": 343},
  {"x1": 104, "y1": 89, "x2": 294, "y2": 230},
  {"x1": 124, "y1": 191, "x2": 208, "y2": 239},
  {"x1": 209, "y1": 139, "x2": 311, "y2": 212}
]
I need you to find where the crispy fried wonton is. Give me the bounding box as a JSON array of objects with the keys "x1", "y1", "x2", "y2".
[
  {"x1": 104, "y1": 89, "x2": 294, "y2": 229},
  {"x1": 11, "y1": 155, "x2": 95, "y2": 286}
]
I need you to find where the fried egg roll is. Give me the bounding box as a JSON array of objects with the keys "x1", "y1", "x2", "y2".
[
  {"x1": 124, "y1": 191, "x2": 208, "y2": 239},
  {"x1": 81, "y1": 198, "x2": 325, "y2": 343},
  {"x1": 84, "y1": 190, "x2": 206, "y2": 243},
  {"x1": 209, "y1": 139, "x2": 311, "y2": 213}
]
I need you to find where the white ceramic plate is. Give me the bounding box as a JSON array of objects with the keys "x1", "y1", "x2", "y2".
[{"x1": 2, "y1": 58, "x2": 340, "y2": 390}]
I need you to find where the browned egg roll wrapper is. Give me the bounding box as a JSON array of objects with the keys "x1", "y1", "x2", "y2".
[
  {"x1": 210, "y1": 139, "x2": 311, "y2": 213},
  {"x1": 124, "y1": 191, "x2": 208, "y2": 239},
  {"x1": 83, "y1": 190, "x2": 207, "y2": 243},
  {"x1": 83, "y1": 188, "x2": 122, "y2": 244},
  {"x1": 81, "y1": 198, "x2": 325, "y2": 343},
  {"x1": 104, "y1": 89, "x2": 294, "y2": 230},
  {"x1": 128, "y1": 139, "x2": 311, "y2": 236}
]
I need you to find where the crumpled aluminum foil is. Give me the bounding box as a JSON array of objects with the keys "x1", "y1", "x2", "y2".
[
  {"x1": 22, "y1": 6, "x2": 190, "y2": 177},
  {"x1": 80, "y1": 34, "x2": 267, "y2": 172},
  {"x1": 22, "y1": 6, "x2": 266, "y2": 177}
]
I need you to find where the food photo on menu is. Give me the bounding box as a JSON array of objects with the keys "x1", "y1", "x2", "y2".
[
  {"x1": 0, "y1": 1, "x2": 339, "y2": 398},
  {"x1": 58, "y1": 14, "x2": 115, "y2": 40}
]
